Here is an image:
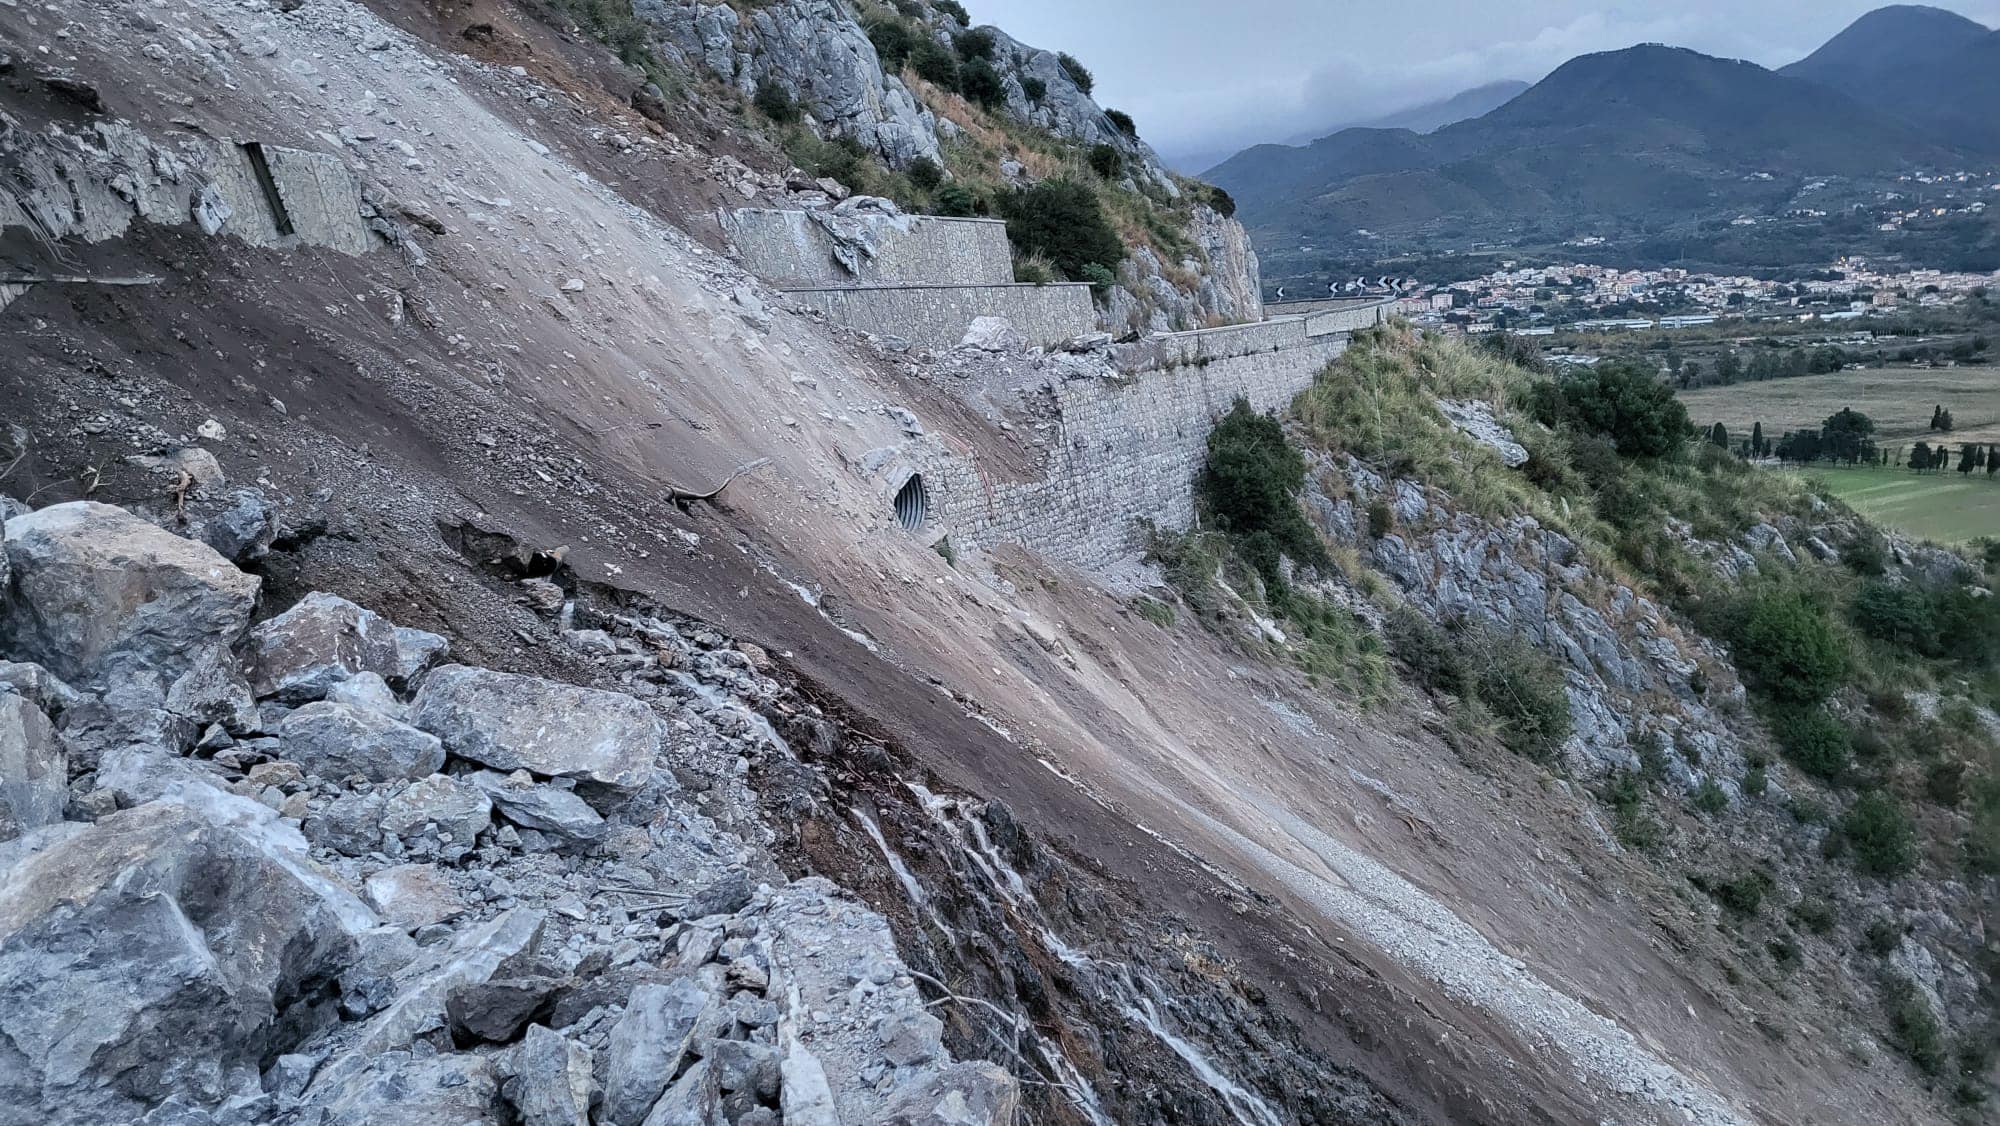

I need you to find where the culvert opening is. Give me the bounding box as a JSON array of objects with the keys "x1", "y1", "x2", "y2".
[
  {"x1": 894, "y1": 474, "x2": 928, "y2": 531},
  {"x1": 239, "y1": 142, "x2": 295, "y2": 237}
]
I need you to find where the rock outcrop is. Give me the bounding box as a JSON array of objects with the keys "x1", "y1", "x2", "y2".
[
  {"x1": 638, "y1": 0, "x2": 943, "y2": 168},
  {"x1": 0, "y1": 499, "x2": 1019, "y2": 1126}
]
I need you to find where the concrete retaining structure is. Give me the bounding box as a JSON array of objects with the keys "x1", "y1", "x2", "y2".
[
  {"x1": 731, "y1": 209, "x2": 1015, "y2": 288},
  {"x1": 791, "y1": 283, "x2": 1097, "y2": 350},
  {"x1": 923, "y1": 335, "x2": 1352, "y2": 569}
]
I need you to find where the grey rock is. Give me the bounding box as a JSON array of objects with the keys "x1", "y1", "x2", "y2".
[
  {"x1": 244, "y1": 592, "x2": 442, "y2": 703},
  {"x1": 1435, "y1": 398, "x2": 1529, "y2": 467},
  {"x1": 1, "y1": 500, "x2": 258, "y2": 706},
  {"x1": 779, "y1": 1039, "x2": 841, "y2": 1125},
  {"x1": 0, "y1": 660, "x2": 83, "y2": 718},
  {"x1": 680, "y1": 869, "x2": 753, "y2": 919},
  {"x1": 0, "y1": 694, "x2": 66, "y2": 841},
  {"x1": 342, "y1": 908, "x2": 546, "y2": 1058},
  {"x1": 704, "y1": 1037, "x2": 779, "y2": 1098},
  {"x1": 295, "y1": 1050, "x2": 498, "y2": 1125},
  {"x1": 446, "y1": 975, "x2": 563, "y2": 1043},
  {"x1": 959, "y1": 316, "x2": 1023, "y2": 352},
  {"x1": 381, "y1": 773, "x2": 491, "y2": 843},
  {"x1": 364, "y1": 863, "x2": 468, "y2": 928},
  {"x1": 876, "y1": 1009, "x2": 943, "y2": 1067},
  {"x1": 638, "y1": 1059, "x2": 720, "y2": 1126},
  {"x1": 277, "y1": 700, "x2": 445, "y2": 782},
  {"x1": 201, "y1": 488, "x2": 277, "y2": 563},
  {"x1": 303, "y1": 790, "x2": 388, "y2": 856},
  {"x1": 882, "y1": 1061, "x2": 1020, "y2": 1125},
  {"x1": 497, "y1": 1024, "x2": 593, "y2": 1126},
  {"x1": 324, "y1": 670, "x2": 402, "y2": 717},
  {"x1": 471, "y1": 770, "x2": 607, "y2": 841},
  {"x1": 339, "y1": 925, "x2": 421, "y2": 1019},
  {"x1": 519, "y1": 578, "x2": 566, "y2": 614},
  {"x1": 412, "y1": 666, "x2": 659, "y2": 790},
  {"x1": 0, "y1": 788, "x2": 372, "y2": 1124},
  {"x1": 599, "y1": 978, "x2": 711, "y2": 1125}
]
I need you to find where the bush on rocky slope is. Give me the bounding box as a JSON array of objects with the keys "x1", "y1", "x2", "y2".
[{"x1": 1159, "y1": 323, "x2": 1998, "y2": 1103}]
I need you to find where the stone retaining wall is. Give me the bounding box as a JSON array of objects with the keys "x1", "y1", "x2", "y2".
[
  {"x1": 922, "y1": 336, "x2": 1351, "y2": 569},
  {"x1": 731, "y1": 209, "x2": 1014, "y2": 288},
  {"x1": 791, "y1": 283, "x2": 1096, "y2": 350}
]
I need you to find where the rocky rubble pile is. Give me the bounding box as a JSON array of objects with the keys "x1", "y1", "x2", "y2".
[{"x1": 0, "y1": 499, "x2": 1017, "y2": 1125}]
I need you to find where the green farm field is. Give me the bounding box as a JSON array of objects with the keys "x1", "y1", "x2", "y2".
[
  {"x1": 1796, "y1": 465, "x2": 2000, "y2": 544},
  {"x1": 1680, "y1": 366, "x2": 2000, "y2": 449}
]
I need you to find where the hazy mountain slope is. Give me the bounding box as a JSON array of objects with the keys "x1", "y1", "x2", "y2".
[
  {"x1": 1345, "y1": 78, "x2": 1531, "y2": 135},
  {"x1": 1779, "y1": 3, "x2": 1991, "y2": 88}
]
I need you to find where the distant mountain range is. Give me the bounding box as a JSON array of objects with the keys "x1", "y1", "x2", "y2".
[
  {"x1": 1206, "y1": 6, "x2": 2000, "y2": 275},
  {"x1": 1169, "y1": 80, "x2": 1528, "y2": 175}
]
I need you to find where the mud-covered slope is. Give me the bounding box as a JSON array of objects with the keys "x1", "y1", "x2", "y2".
[{"x1": 0, "y1": 0, "x2": 1970, "y2": 1123}]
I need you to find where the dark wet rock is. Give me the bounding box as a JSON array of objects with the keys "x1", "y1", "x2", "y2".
[
  {"x1": 245, "y1": 592, "x2": 445, "y2": 703},
  {"x1": 277, "y1": 700, "x2": 445, "y2": 782},
  {"x1": 0, "y1": 694, "x2": 65, "y2": 841}
]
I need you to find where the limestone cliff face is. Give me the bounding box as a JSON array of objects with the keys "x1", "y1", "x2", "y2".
[
  {"x1": 637, "y1": 0, "x2": 943, "y2": 167},
  {"x1": 1103, "y1": 203, "x2": 1264, "y2": 333}
]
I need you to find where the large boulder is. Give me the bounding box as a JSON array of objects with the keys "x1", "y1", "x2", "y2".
[
  {"x1": 469, "y1": 770, "x2": 606, "y2": 843},
  {"x1": 599, "y1": 978, "x2": 711, "y2": 1125},
  {"x1": 0, "y1": 694, "x2": 65, "y2": 841},
  {"x1": 411, "y1": 666, "x2": 660, "y2": 791},
  {"x1": 0, "y1": 786, "x2": 374, "y2": 1124},
  {"x1": 244, "y1": 593, "x2": 446, "y2": 703},
  {"x1": 290, "y1": 1050, "x2": 499, "y2": 1125},
  {"x1": 276, "y1": 700, "x2": 446, "y2": 782},
  {"x1": 380, "y1": 773, "x2": 491, "y2": 844},
  {"x1": 1, "y1": 501, "x2": 258, "y2": 707},
  {"x1": 495, "y1": 1024, "x2": 593, "y2": 1126},
  {"x1": 883, "y1": 1061, "x2": 1020, "y2": 1125}
]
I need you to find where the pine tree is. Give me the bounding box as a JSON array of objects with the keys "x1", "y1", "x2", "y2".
[
  {"x1": 1931, "y1": 405, "x2": 1944, "y2": 430},
  {"x1": 1961, "y1": 444, "x2": 1981, "y2": 475},
  {"x1": 1751, "y1": 421, "x2": 1764, "y2": 459},
  {"x1": 1942, "y1": 409, "x2": 1955, "y2": 432},
  {"x1": 1912, "y1": 441, "x2": 1933, "y2": 472},
  {"x1": 1710, "y1": 422, "x2": 1729, "y2": 449}
]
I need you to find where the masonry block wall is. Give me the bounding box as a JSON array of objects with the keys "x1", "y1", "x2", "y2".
[
  {"x1": 923, "y1": 336, "x2": 1352, "y2": 569},
  {"x1": 730, "y1": 209, "x2": 1015, "y2": 287},
  {"x1": 792, "y1": 283, "x2": 1096, "y2": 349}
]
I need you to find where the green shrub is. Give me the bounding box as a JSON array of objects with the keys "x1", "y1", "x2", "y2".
[
  {"x1": 1385, "y1": 609, "x2": 1572, "y2": 762},
  {"x1": 1774, "y1": 705, "x2": 1851, "y2": 781},
  {"x1": 952, "y1": 26, "x2": 995, "y2": 60},
  {"x1": 753, "y1": 80, "x2": 801, "y2": 124},
  {"x1": 1104, "y1": 108, "x2": 1137, "y2": 137},
  {"x1": 910, "y1": 37, "x2": 959, "y2": 88},
  {"x1": 1691, "y1": 778, "x2": 1729, "y2": 815},
  {"x1": 906, "y1": 156, "x2": 944, "y2": 191},
  {"x1": 1012, "y1": 256, "x2": 1054, "y2": 285},
  {"x1": 1020, "y1": 75, "x2": 1046, "y2": 102},
  {"x1": 1843, "y1": 792, "x2": 1918, "y2": 877},
  {"x1": 1057, "y1": 51, "x2": 1093, "y2": 93},
  {"x1": 930, "y1": 183, "x2": 979, "y2": 217},
  {"x1": 1205, "y1": 184, "x2": 1236, "y2": 218},
  {"x1": 865, "y1": 16, "x2": 915, "y2": 69},
  {"x1": 1883, "y1": 976, "x2": 1950, "y2": 1076},
  {"x1": 1844, "y1": 530, "x2": 1889, "y2": 576},
  {"x1": 1087, "y1": 143, "x2": 1124, "y2": 179},
  {"x1": 1851, "y1": 580, "x2": 1936, "y2": 653},
  {"x1": 1925, "y1": 760, "x2": 1967, "y2": 806},
  {"x1": 1132, "y1": 597, "x2": 1175, "y2": 628},
  {"x1": 997, "y1": 179, "x2": 1123, "y2": 282},
  {"x1": 959, "y1": 56, "x2": 1005, "y2": 107},
  {"x1": 1694, "y1": 869, "x2": 1771, "y2": 917},
  {"x1": 1078, "y1": 262, "x2": 1118, "y2": 293},
  {"x1": 1733, "y1": 592, "x2": 1846, "y2": 705},
  {"x1": 933, "y1": 0, "x2": 968, "y2": 23},
  {"x1": 1768, "y1": 937, "x2": 1802, "y2": 970},
  {"x1": 1545, "y1": 359, "x2": 1691, "y2": 459},
  {"x1": 1366, "y1": 500, "x2": 1393, "y2": 539},
  {"x1": 1863, "y1": 917, "x2": 1903, "y2": 956},
  {"x1": 1742, "y1": 762, "x2": 1768, "y2": 796},
  {"x1": 1968, "y1": 776, "x2": 2000, "y2": 875},
  {"x1": 1790, "y1": 896, "x2": 1837, "y2": 934},
  {"x1": 1198, "y1": 400, "x2": 1325, "y2": 588}
]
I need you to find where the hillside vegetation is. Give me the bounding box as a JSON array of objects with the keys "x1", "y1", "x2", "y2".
[{"x1": 1160, "y1": 324, "x2": 1999, "y2": 1112}]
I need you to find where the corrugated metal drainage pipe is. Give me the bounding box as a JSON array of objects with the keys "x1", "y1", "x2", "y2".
[{"x1": 894, "y1": 474, "x2": 927, "y2": 531}]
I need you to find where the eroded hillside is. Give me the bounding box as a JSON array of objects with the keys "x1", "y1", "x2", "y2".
[{"x1": 0, "y1": 1, "x2": 1990, "y2": 1124}]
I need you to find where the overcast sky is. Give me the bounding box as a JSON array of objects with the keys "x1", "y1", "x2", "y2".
[{"x1": 969, "y1": 1, "x2": 2000, "y2": 168}]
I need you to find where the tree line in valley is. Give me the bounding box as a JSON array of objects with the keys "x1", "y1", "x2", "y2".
[{"x1": 1710, "y1": 404, "x2": 2000, "y2": 476}]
